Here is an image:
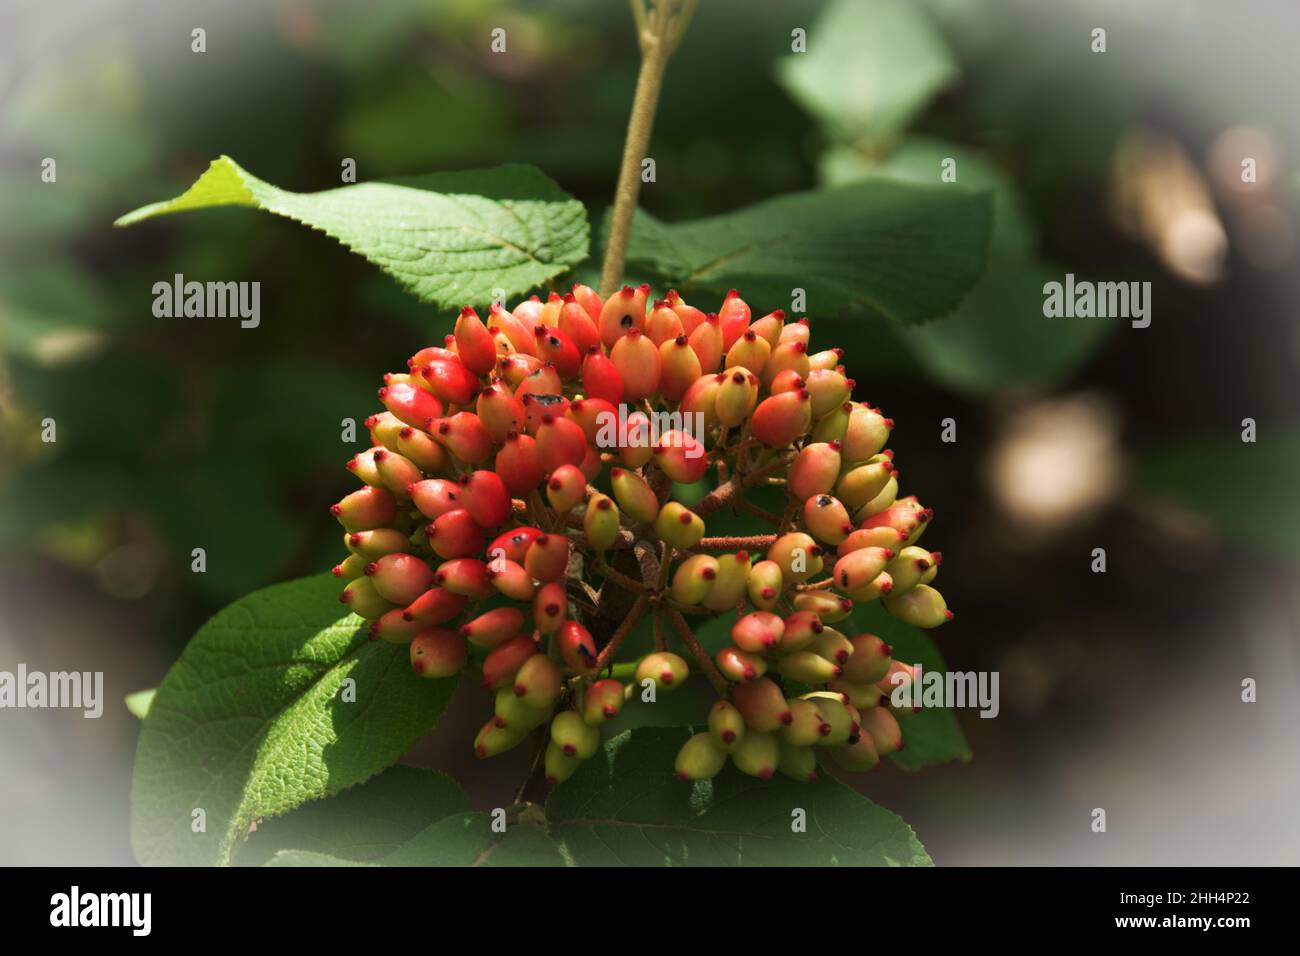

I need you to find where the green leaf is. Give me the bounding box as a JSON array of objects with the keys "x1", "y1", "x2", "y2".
[
  {"x1": 1138, "y1": 432, "x2": 1300, "y2": 557},
  {"x1": 384, "y1": 813, "x2": 568, "y2": 867},
  {"x1": 822, "y1": 139, "x2": 1112, "y2": 394},
  {"x1": 851, "y1": 603, "x2": 972, "y2": 771},
  {"x1": 623, "y1": 180, "x2": 992, "y2": 325},
  {"x1": 238, "y1": 764, "x2": 470, "y2": 867},
  {"x1": 777, "y1": 0, "x2": 957, "y2": 145},
  {"x1": 125, "y1": 688, "x2": 156, "y2": 720},
  {"x1": 114, "y1": 156, "x2": 589, "y2": 309},
  {"x1": 265, "y1": 850, "x2": 376, "y2": 867},
  {"x1": 545, "y1": 728, "x2": 931, "y2": 866},
  {"x1": 130, "y1": 574, "x2": 456, "y2": 866}
]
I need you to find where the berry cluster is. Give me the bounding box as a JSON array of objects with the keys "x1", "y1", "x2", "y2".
[{"x1": 331, "y1": 284, "x2": 950, "y2": 785}]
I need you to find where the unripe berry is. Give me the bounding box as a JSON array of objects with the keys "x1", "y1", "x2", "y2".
[
  {"x1": 487, "y1": 303, "x2": 536, "y2": 355},
  {"x1": 393, "y1": 425, "x2": 447, "y2": 473},
  {"x1": 494, "y1": 685, "x2": 551, "y2": 732},
  {"x1": 858, "y1": 705, "x2": 903, "y2": 755},
  {"x1": 597, "y1": 283, "x2": 648, "y2": 348},
  {"x1": 433, "y1": 412, "x2": 494, "y2": 464},
  {"x1": 499, "y1": 354, "x2": 543, "y2": 390},
  {"x1": 674, "y1": 732, "x2": 728, "y2": 781},
  {"x1": 777, "y1": 741, "x2": 819, "y2": 782},
  {"x1": 452, "y1": 306, "x2": 498, "y2": 376},
  {"x1": 700, "y1": 550, "x2": 750, "y2": 612},
  {"x1": 858, "y1": 497, "x2": 932, "y2": 544},
  {"x1": 768, "y1": 368, "x2": 806, "y2": 396},
  {"x1": 665, "y1": 289, "x2": 708, "y2": 335},
  {"x1": 551, "y1": 709, "x2": 601, "y2": 760},
  {"x1": 459, "y1": 607, "x2": 525, "y2": 648},
  {"x1": 646, "y1": 300, "x2": 685, "y2": 345},
  {"x1": 476, "y1": 383, "x2": 526, "y2": 440},
  {"x1": 778, "y1": 609, "x2": 823, "y2": 653},
  {"x1": 789, "y1": 441, "x2": 842, "y2": 501},
  {"x1": 407, "y1": 344, "x2": 457, "y2": 369},
  {"x1": 745, "y1": 559, "x2": 783, "y2": 611},
  {"x1": 653, "y1": 429, "x2": 708, "y2": 484},
  {"x1": 714, "y1": 367, "x2": 759, "y2": 428},
  {"x1": 767, "y1": 531, "x2": 821, "y2": 583},
  {"x1": 609, "y1": 467, "x2": 660, "y2": 524},
  {"x1": 402, "y1": 586, "x2": 468, "y2": 626},
  {"x1": 409, "y1": 478, "x2": 460, "y2": 521},
  {"x1": 534, "y1": 324, "x2": 582, "y2": 379},
  {"x1": 558, "y1": 620, "x2": 598, "y2": 675},
  {"x1": 583, "y1": 494, "x2": 621, "y2": 552},
  {"x1": 345, "y1": 528, "x2": 411, "y2": 561},
  {"x1": 687, "y1": 312, "x2": 723, "y2": 373},
  {"x1": 751, "y1": 389, "x2": 812, "y2": 448},
  {"x1": 487, "y1": 526, "x2": 542, "y2": 564},
  {"x1": 776, "y1": 651, "x2": 842, "y2": 684},
  {"x1": 458, "y1": 471, "x2": 510, "y2": 529},
  {"x1": 544, "y1": 740, "x2": 582, "y2": 786},
  {"x1": 802, "y1": 692, "x2": 853, "y2": 746},
  {"x1": 807, "y1": 347, "x2": 843, "y2": 371},
  {"x1": 511, "y1": 296, "x2": 544, "y2": 332},
  {"x1": 534, "y1": 414, "x2": 589, "y2": 473},
  {"x1": 524, "y1": 533, "x2": 570, "y2": 583},
  {"x1": 829, "y1": 732, "x2": 880, "y2": 772},
  {"x1": 571, "y1": 284, "x2": 603, "y2": 323},
  {"x1": 749, "y1": 309, "x2": 784, "y2": 346},
  {"x1": 659, "y1": 335, "x2": 703, "y2": 401},
  {"x1": 474, "y1": 716, "x2": 528, "y2": 758},
  {"x1": 544, "y1": 464, "x2": 586, "y2": 513},
  {"x1": 339, "y1": 575, "x2": 396, "y2": 621},
  {"x1": 539, "y1": 291, "x2": 564, "y2": 328},
  {"x1": 558, "y1": 296, "x2": 601, "y2": 355},
  {"x1": 366, "y1": 553, "x2": 435, "y2": 606},
  {"x1": 561, "y1": 397, "x2": 610, "y2": 446},
  {"x1": 876, "y1": 660, "x2": 922, "y2": 713},
  {"x1": 884, "y1": 545, "x2": 937, "y2": 594},
  {"x1": 805, "y1": 368, "x2": 851, "y2": 418},
  {"x1": 332, "y1": 485, "x2": 397, "y2": 532},
  {"x1": 810, "y1": 401, "x2": 851, "y2": 444},
  {"x1": 781, "y1": 698, "x2": 829, "y2": 747},
  {"x1": 532, "y1": 581, "x2": 568, "y2": 635},
  {"x1": 777, "y1": 317, "x2": 810, "y2": 347},
  {"x1": 654, "y1": 501, "x2": 705, "y2": 550},
  {"x1": 763, "y1": 340, "x2": 811, "y2": 387},
  {"x1": 842, "y1": 404, "x2": 893, "y2": 462},
  {"x1": 837, "y1": 633, "x2": 891, "y2": 686},
  {"x1": 635, "y1": 651, "x2": 690, "y2": 691},
  {"x1": 803, "y1": 494, "x2": 853, "y2": 545},
  {"x1": 837, "y1": 525, "x2": 907, "y2": 557},
  {"x1": 581, "y1": 348, "x2": 624, "y2": 405},
  {"x1": 828, "y1": 678, "x2": 883, "y2": 709},
  {"x1": 609, "y1": 328, "x2": 662, "y2": 401},
  {"x1": 679, "y1": 374, "x2": 722, "y2": 435},
  {"x1": 333, "y1": 553, "x2": 368, "y2": 580},
  {"x1": 731, "y1": 611, "x2": 784, "y2": 653},
  {"x1": 582, "y1": 678, "x2": 626, "y2": 724},
  {"x1": 708, "y1": 700, "x2": 746, "y2": 751},
  {"x1": 410, "y1": 628, "x2": 468, "y2": 678},
  {"x1": 370, "y1": 608, "x2": 422, "y2": 644},
  {"x1": 522, "y1": 393, "x2": 571, "y2": 437},
  {"x1": 425, "y1": 508, "x2": 486, "y2": 560},
  {"x1": 793, "y1": 591, "x2": 853, "y2": 623},
  {"x1": 726, "y1": 328, "x2": 771, "y2": 376},
  {"x1": 807, "y1": 626, "x2": 854, "y2": 666},
  {"x1": 919, "y1": 551, "x2": 942, "y2": 586},
  {"x1": 515, "y1": 363, "x2": 563, "y2": 402},
  {"x1": 732, "y1": 677, "x2": 791, "y2": 732},
  {"x1": 717, "y1": 289, "x2": 752, "y2": 351},
  {"x1": 882, "y1": 583, "x2": 952, "y2": 628},
  {"x1": 716, "y1": 646, "x2": 767, "y2": 682},
  {"x1": 834, "y1": 457, "x2": 892, "y2": 510},
  {"x1": 347, "y1": 448, "x2": 384, "y2": 487},
  {"x1": 730, "y1": 729, "x2": 779, "y2": 780},
  {"x1": 481, "y1": 634, "x2": 538, "y2": 690},
  {"x1": 415, "y1": 358, "x2": 477, "y2": 405},
  {"x1": 486, "y1": 559, "x2": 536, "y2": 601},
  {"x1": 833, "y1": 546, "x2": 894, "y2": 592},
  {"x1": 379, "y1": 381, "x2": 446, "y2": 429},
  {"x1": 513, "y1": 653, "x2": 563, "y2": 710},
  {"x1": 845, "y1": 570, "x2": 893, "y2": 602},
  {"x1": 494, "y1": 432, "x2": 543, "y2": 495}
]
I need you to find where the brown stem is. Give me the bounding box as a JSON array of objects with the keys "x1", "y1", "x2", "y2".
[
  {"x1": 592, "y1": 559, "x2": 647, "y2": 594},
  {"x1": 735, "y1": 497, "x2": 782, "y2": 526},
  {"x1": 694, "y1": 453, "x2": 794, "y2": 518},
  {"x1": 593, "y1": 595, "x2": 649, "y2": 673},
  {"x1": 667, "y1": 608, "x2": 728, "y2": 695}
]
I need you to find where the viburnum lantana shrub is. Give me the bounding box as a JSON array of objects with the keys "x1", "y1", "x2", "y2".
[{"x1": 333, "y1": 284, "x2": 950, "y2": 784}]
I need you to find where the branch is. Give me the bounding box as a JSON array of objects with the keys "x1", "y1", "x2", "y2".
[
  {"x1": 593, "y1": 595, "x2": 649, "y2": 673},
  {"x1": 696, "y1": 535, "x2": 777, "y2": 551},
  {"x1": 667, "y1": 608, "x2": 729, "y2": 695}
]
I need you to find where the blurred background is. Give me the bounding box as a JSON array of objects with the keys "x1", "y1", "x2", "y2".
[{"x1": 2, "y1": 0, "x2": 1298, "y2": 865}]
